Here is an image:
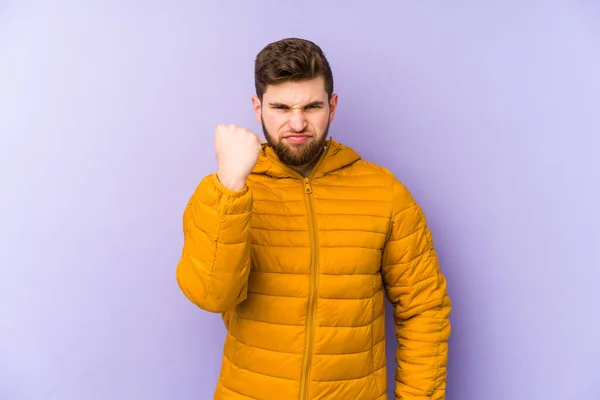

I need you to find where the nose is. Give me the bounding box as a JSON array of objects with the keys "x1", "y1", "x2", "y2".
[{"x1": 287, "y1": 108, "x2": 308, "y2": 133}]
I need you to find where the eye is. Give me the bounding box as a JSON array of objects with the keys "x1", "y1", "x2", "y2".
[{"x1": 305, "y1": 104, "x2": 322, "y2": 110}]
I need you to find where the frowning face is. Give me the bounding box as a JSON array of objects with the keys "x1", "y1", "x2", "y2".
[{"x1": 252, "y1": 76, "x2": 338, "y2": 167}]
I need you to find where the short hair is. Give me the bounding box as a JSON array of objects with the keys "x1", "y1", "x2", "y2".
[{"x1": 254, "y1": 38, "x2": 334, "y2": 100}]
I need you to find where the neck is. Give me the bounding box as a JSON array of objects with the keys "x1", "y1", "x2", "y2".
[
  {"x1": 290, "y1": 146, "x2": 325, "y2": 177},
  {"x1": 291, "y1": 163, "x2": 315, "y2": 177}
]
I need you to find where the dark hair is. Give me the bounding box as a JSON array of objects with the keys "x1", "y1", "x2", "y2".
[{"x1": 254, "y1": 38, "x2": 334, "y2": 100}]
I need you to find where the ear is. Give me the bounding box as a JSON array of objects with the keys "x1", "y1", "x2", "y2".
[
  {"x1": 251, "y1": 95, "x2": 262, "y2": 125},
  {"x1": 328, "y1": 93, "x2": 339, "y2": 123}
]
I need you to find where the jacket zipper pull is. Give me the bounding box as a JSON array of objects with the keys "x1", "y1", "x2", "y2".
[{"x1": 304, "y1": 178, "x2": 313, "y2": 194}]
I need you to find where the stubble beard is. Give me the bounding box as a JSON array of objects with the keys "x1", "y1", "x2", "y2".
[{"x1": 261, "y1": 116, "x2": 330, "y2": 167}]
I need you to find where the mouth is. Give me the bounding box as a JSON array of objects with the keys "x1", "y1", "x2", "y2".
[{"x1": 283, "y1": 134, "x2": 311, "y2": 144}]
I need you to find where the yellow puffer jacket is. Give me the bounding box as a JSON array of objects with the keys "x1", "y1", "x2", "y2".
[{"x1": 176, "y1": 138, "x2": 451, "y2": 400}]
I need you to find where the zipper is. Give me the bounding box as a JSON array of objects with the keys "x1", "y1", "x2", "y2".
[
  {"x1": 299, "y1": 176, "x2": 318, "y2": 400},
  {"x1": 264, "y1": 144, "x2": 330, "y2": 400}
]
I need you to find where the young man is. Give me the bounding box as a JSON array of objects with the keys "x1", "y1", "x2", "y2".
[{"x1": 176, "y1": 38, "x2": 451, "y2": 400}]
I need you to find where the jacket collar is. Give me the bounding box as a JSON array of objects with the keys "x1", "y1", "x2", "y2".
[{"x1": 252, "y1": 137, "x2": 361, "y2": 179}]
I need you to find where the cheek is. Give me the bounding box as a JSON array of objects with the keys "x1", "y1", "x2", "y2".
[
  {"x1": 262, "y1": 113, "x2": 287, "y2": 134},
  {"x1": 309, "y1": 113, "x2": 330, "y2": 132}
]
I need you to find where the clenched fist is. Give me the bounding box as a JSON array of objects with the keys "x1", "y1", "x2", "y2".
[{"x1": 215, "y1": 124, "x2": 262, "y2": 191}]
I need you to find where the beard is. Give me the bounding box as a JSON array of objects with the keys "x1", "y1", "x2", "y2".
[{"x1": 261, "y1": 116, "x2": 330, "y2": 167}]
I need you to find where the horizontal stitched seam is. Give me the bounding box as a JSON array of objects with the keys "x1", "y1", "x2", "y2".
[
  {"x1": 318, "y1": 312, "x2": 384, "y2": 328},
  {"x1": 395, "y1": 332, "x2": 444, "y2": 343},
  {"x1": 317, "y1": 173, "x2": 392, "y2": 179},
  {"x1": 316, "y1": 338, "x2": 385, "y2": 356},
  {"x1": 252, "y1": 212, "x2": 389, "y2": 219},
  {"x1": 248, "y1": 291, "x2": 305, "y2": 299},
  {"x1": 252, "y1": 271, "x2": 377, "y2": 276},
  {"x1": 250, "y1": 227, "x2": 386, "y2": 234},
  {"x1": 249, "y1": 291, "x2": 382, "y2": 301},
  {"x1": 319, "y1": 272, "x2": 378, "y2": 276},
  {"x1": 233, "y1": 338, "x2": 300, "y2": 355},
  {"x1": 251, "y1": 243, "x2": 309, "y2": 248},
  {"x1": 315, "y1": 198, "x2": 391, "y2": 203},
  {"x1": 238, "y1": 314, "x2": 384, "y2": 329},
  {"x1": 217, "y1": 240, "x2": 247, "y2": 245},
  {"x1": 312, "y1": 365, "x2": 386, "y2": 382},
  {"x1": 321, "y1": 229, "x2": 387, "y2": 234},
  {"x1": 224, "y1": 354, "x2": 298, "y2": 381},
  {"x1": 318, "y1": 295, "x2": 379, "y2": 300},
  {"x1": 254, "y1": 199, "x2": 303, "y2": 203},
  {"x1": 253, "y1": 212, "x2": 305, "y2": 216},
  {"x1": 315, "y1": 213, "x2": 389, "y2": 219},
  {"x1": 313, "y1": 184, "x2": 390, "y2": 188},
  {"x1": 252, "y1": 270, "x2": 308, "y2": 275},
  {"x1": 219, "y1": 384, "x2": 258, "y2": 400},
  {"x1": 320, "y1": 245, "x2": 380, "y2": 250},
  {"x1": 250, "y1": 226, "x2": 308, "y2": 232},
  {"x1": 395, "y1": 377, "x2": 444, "y2": 393},
  {"x1": 237, "y1": 314, "x2": 303, "y2": 327},
  {"x1": 252, "y1": 242, "x2": 381, "y2": 251},
  {"x1": 251, "y1": 184, "x2": 301, "y2": 189}
]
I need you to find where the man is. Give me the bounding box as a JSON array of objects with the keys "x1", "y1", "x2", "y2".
[{"x1": 176, "y1": 38, "x2": 451, "y2": 400}]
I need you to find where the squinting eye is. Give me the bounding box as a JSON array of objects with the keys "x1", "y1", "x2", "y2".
[{"x1": 305, "y1": 104, "x2": 322, "y2": 110}]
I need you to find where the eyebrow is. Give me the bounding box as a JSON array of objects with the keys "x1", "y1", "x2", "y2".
[{"x1": 268, "y1": 101, "x2": 325, "y2": 109}]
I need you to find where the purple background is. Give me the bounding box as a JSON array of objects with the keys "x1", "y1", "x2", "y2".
[{"x1": 1, "y1": 1, "x2": 599, "y2": 399}]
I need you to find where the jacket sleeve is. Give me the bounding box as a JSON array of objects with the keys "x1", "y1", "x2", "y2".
[
  {"x1": 176, "y1": 174, "x2": 253, "y2": 313},
  {"x1": 381, "y1": 178, "x2": 451, "y2": 400}
]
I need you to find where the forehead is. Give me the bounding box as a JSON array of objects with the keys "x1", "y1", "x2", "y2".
[{"x1": 262, "y1": 77, "x2": 328, "y2": 105}]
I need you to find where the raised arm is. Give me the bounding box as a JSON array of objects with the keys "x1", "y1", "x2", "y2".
[{"x1": 176, "y1": 124, "x2": 262, "y2": 313}]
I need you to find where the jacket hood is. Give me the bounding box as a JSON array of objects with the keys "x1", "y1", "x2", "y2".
[{"x1": 252, "y1": 137, "x2": 362, "y2": 179}]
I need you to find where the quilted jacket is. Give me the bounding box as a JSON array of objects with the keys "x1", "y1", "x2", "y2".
[{"x1": 176, "y1": 138, "x2": 451, "y2": 400}]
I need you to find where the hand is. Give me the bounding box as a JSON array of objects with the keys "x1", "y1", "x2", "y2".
[{"x1": 215, "y1": 124, "x2": 262, "y2": 191}]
